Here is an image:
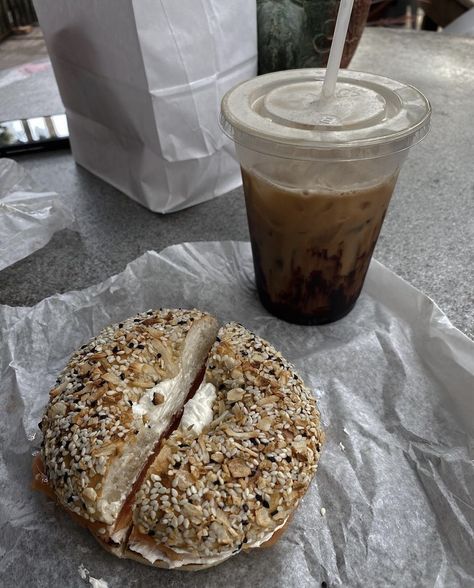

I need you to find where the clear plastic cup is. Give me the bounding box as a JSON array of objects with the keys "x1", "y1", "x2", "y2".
[{"x1": 221, "y1": 69, "x2": 431, "y2": 325}]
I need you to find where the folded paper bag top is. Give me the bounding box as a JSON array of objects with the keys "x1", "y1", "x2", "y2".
[{"x1": 34, "y1": 0, "x2": 257, "y2": 213}]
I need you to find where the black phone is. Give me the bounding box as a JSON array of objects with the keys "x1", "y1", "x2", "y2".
[{"x1": 0, "y1": 113, "x2": 70, "y2": 156}]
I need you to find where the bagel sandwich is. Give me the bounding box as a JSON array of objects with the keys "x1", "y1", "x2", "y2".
[{"x1": 33, "y1": 309, "x2": 324, "y2": 570}]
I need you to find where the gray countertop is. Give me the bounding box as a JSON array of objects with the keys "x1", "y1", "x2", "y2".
[{"x1": 0, "y1": 28, "x2": 473, "y2": 338}]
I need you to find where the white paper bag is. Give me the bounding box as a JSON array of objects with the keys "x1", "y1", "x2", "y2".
[{"x1": 34, "y1": 0, "x2": 257, "y2": 213}]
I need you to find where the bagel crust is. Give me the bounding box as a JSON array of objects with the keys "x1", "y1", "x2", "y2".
[{"x1": 130, "y1": 322, "x2": 324, "y2": 567}]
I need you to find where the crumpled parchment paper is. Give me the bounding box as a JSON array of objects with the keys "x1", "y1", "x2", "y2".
[
  {"x1": 0, "y1": 241, "x2": 472, "y2": 588},
  {"x1": 0, "y1": 158, "x2": 75, "y2": 271}
]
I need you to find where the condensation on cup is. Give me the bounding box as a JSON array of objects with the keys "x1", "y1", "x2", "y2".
[{"x1": 221, "y1": 69, "x2": 431, "y2": 325}]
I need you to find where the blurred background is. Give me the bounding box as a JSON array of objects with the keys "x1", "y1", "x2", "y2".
[{"x1": 1, "y1": 0, "x2": 473, "y2": 70}]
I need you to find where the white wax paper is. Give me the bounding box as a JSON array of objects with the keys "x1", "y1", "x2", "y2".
[
  {"x1": 0, "y1": 241, "x2": 473, "y2": 587},
  {"x1": 0, "y1": 158, "x2": 75, "y2": 271}
]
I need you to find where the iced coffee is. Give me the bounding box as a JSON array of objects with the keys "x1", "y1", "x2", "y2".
[
  {"x1": 242, "y1": 168, "x2": 397, "y2": 324},
  {"x1": 221, "y1": 69, "x2": 431, "y2": 324}
]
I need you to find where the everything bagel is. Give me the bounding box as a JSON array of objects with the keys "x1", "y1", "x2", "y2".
[{"x1": 34, "y1": 309, "x2": 324, "y2": 570}]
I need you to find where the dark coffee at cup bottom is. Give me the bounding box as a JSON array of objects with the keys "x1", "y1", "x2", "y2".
[{"x1": 242, "y1": 168, "x2": 398, "y2": 325}]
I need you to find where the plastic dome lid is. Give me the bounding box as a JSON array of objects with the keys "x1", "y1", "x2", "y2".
[{"x1": 221, "y1": 69, "x2": 431, "y2": 161}]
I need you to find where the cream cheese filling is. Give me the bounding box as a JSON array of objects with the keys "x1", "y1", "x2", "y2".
[
  {"x1": 132, "y1": 376, "x2": 181, "y2": 422},
  {"x1": 179, "y1": 381, "x2": 216, "y2": 436}
]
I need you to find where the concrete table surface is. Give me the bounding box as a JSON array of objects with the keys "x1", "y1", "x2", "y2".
[{"x1": 0, "y1": 28, "x2": 473, "y2": 339}]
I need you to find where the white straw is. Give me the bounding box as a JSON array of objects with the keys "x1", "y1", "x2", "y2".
[{"x1": 322, "y1": 0, "x2": 355, "y2": 99}]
